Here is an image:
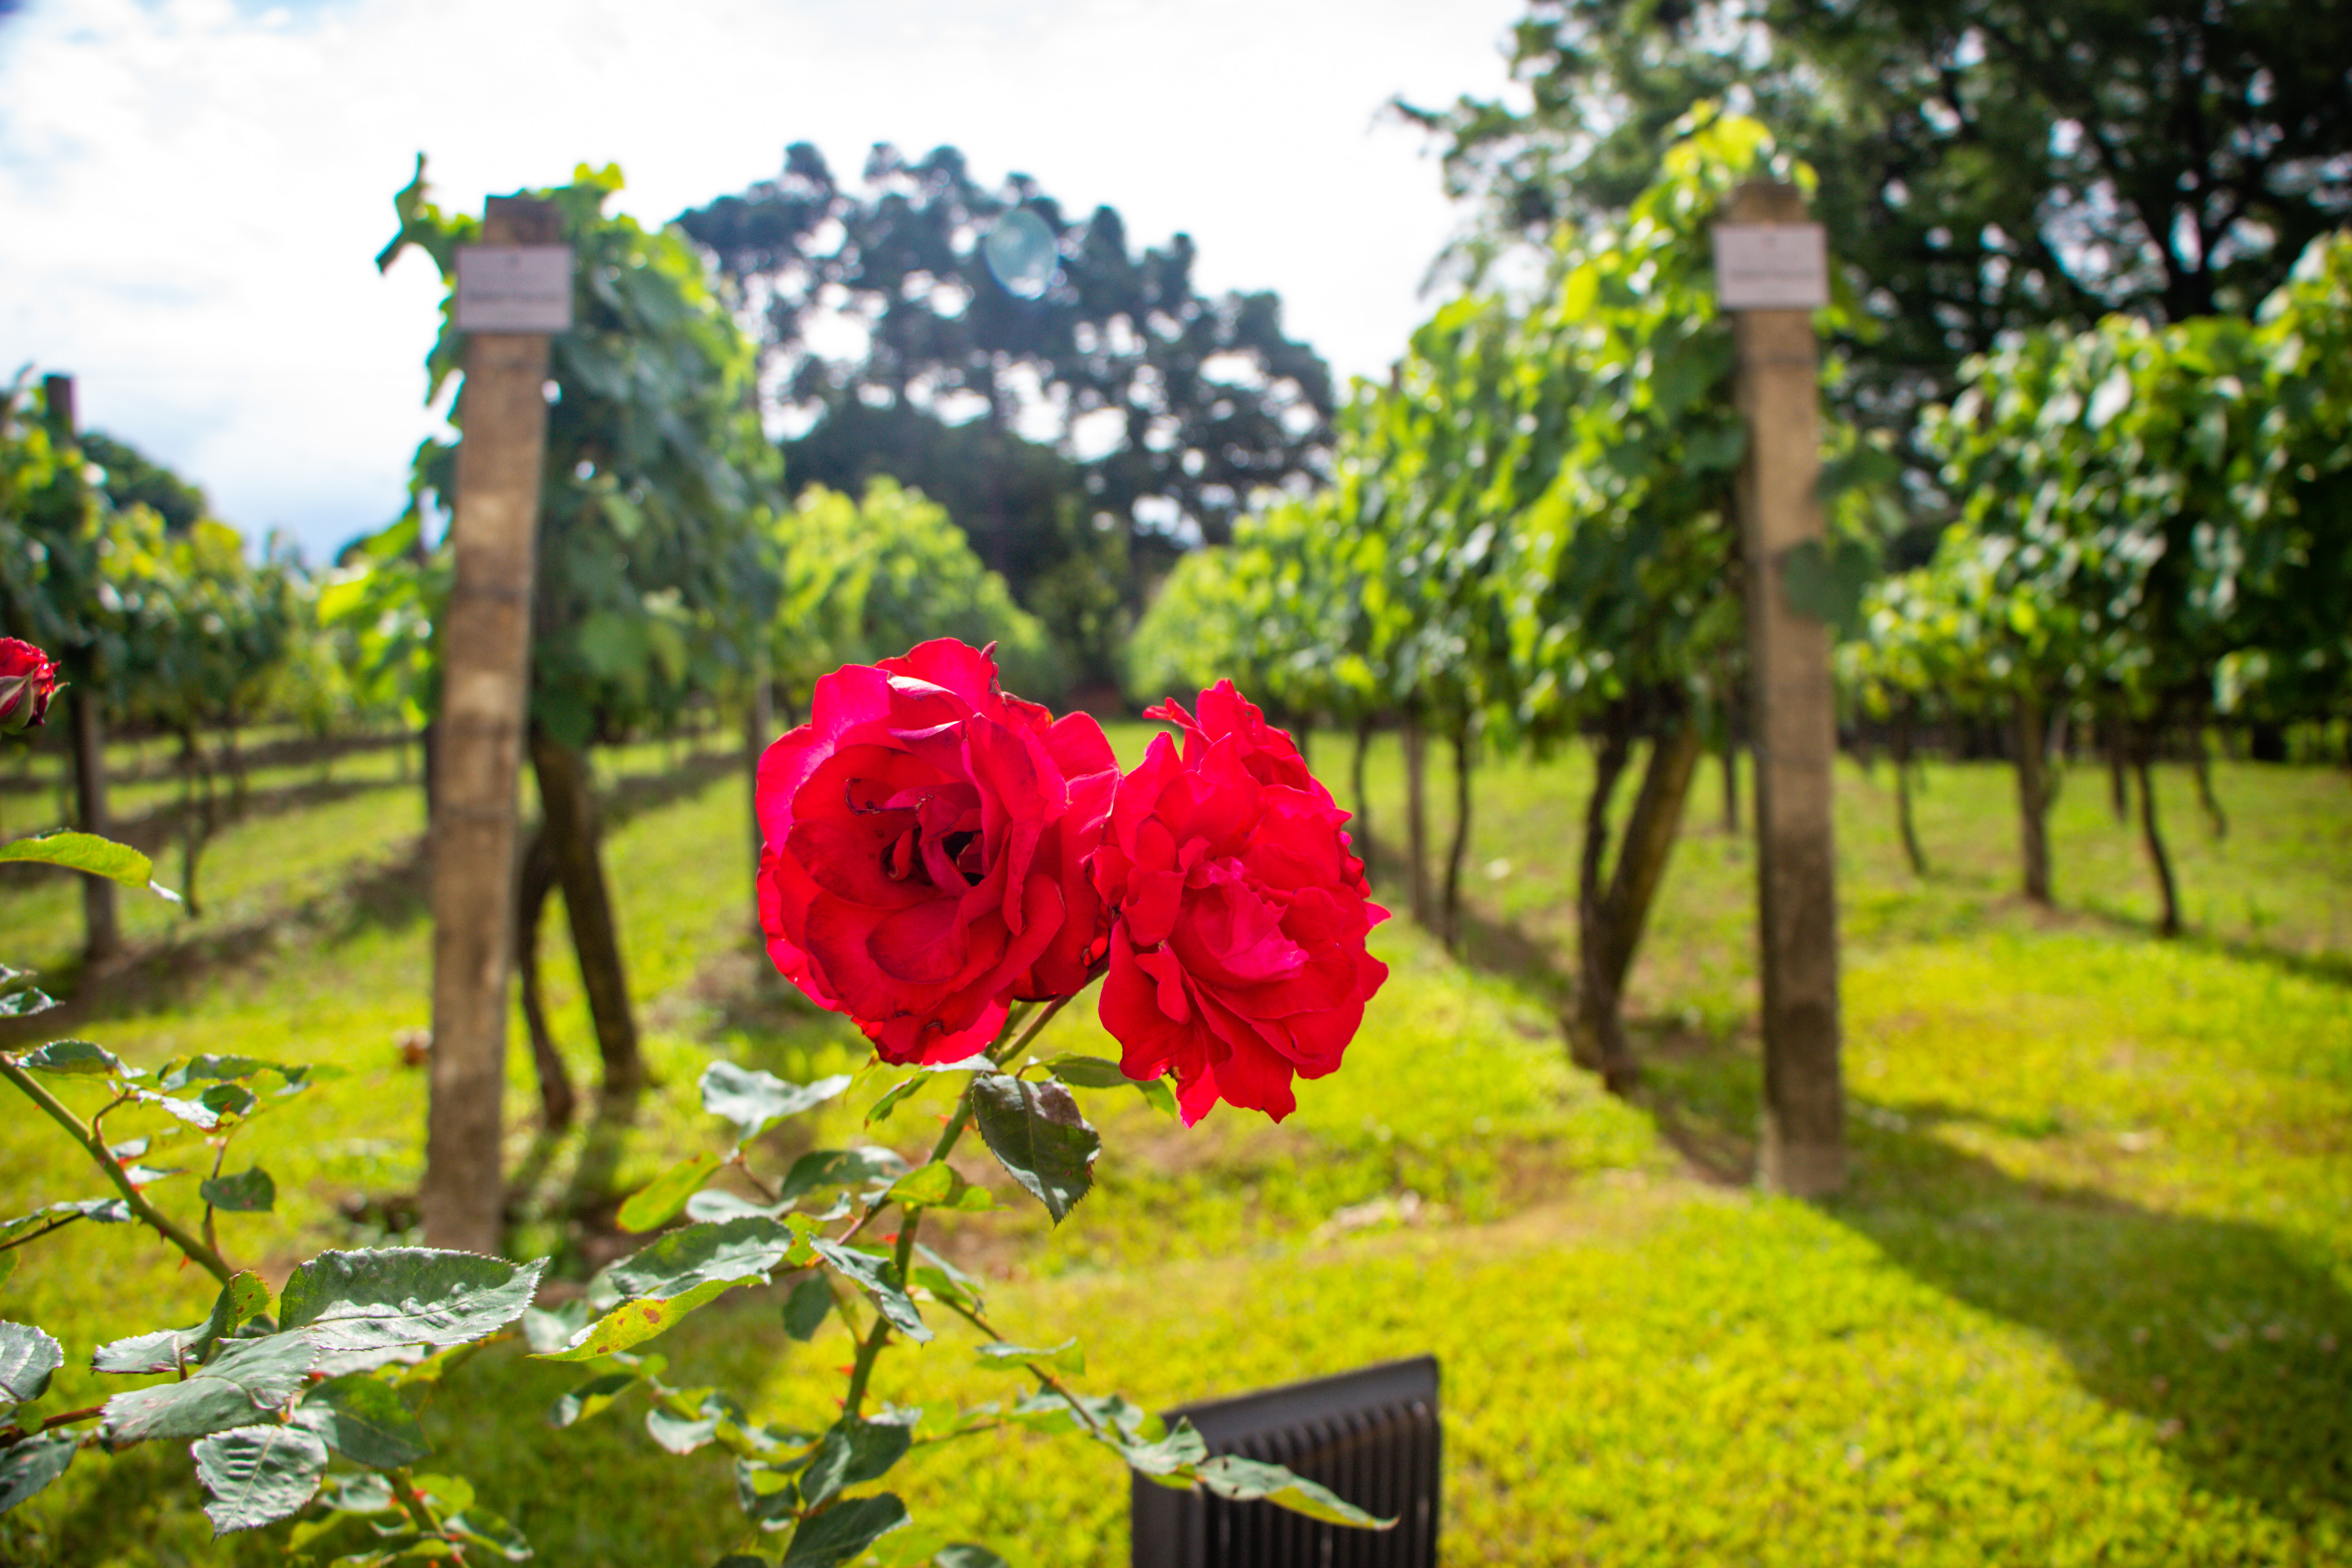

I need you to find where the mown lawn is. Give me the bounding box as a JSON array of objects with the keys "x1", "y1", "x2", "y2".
[{"x1": 2, "y1": 723, "x2": 2347, "y2": 1565}]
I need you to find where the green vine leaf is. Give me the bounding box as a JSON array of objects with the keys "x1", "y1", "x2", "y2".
[
  {"x1": 617, "y1": 1151, "x2": 724, "y2": 1233},
  {"x1": 809, "y1": 1241, "x2": 931, "y2": 1343},
  {"x1": 549, "y1": 1370, "x2": 638, "y2": 1429},
  {"x1": 0, "y1": 831, "x2": 162, "y2": 890},
  {"x1": 777, "y1": 1147, "x2": 909, "y2": 1203},
  {"x1": 781, "y1": 1276, "x2": 832, "y2": 1342},
  {"x1": 883, "y1": 1161, "x2": 992, "y2": 1212},
  {"x1": 541, "y1": 1218, "x2": 813, "y2": 1361},
  {"x1": 798, "y1": 1413, "x2": 917, "y2": 1508},
  {"x1": 0, "y1": 1320, "x2": 63, "y2": 1407},
  {"x1": 975, "y1": 1338, "x2": 1084, "y2": 1378},
  {"x1": 1188, "y1": 1453, "x2": 1396, "y2": 1529},
  {"x1": 199, "y1": 1166, "x2": 276, "y2": 1214},
  {"x1": 13, "y1": 1039, "x2": 126, "y2": 1077},
  {"x1": 931, "y1": 1547, "x2": 1012, "y2": 1568}
]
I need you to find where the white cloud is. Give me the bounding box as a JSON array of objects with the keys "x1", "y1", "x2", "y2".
[{"x1": 0, "y1": 0, "x2": 1519, "y2": 558}]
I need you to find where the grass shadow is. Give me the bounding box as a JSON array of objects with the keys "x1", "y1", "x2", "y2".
[
  {"x1": 1642, "y1": 1028, "x2": 2352, "y2": 1524},
  {"x1": 2073, "y1": 897, "x2": 2352, "y2": 990}
]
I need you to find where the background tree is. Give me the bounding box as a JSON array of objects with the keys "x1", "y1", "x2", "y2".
[
  {"x1": 677, "y1": 142, "x2": 1337, "y2": 682},
  {"x1": 101, "y1": 509, "x2": 299, "y2": 913},
  {"x1": 1404, "y1": 0, "x2": 2352, "y2": 558},
  {"x1": 1130, "y1": 109, "x2": 1823, "y2": 1092},
  {"x1": 79, "y1": 430, "x2": 209, "y2": 534},
  {"x1": 762, "y1": 478, "x2": 1061, "y2": 720}
]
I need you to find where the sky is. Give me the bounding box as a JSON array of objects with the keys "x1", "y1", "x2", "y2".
[{"x1": 0, "y1": 0, "x2": 1526, "y2": 560}]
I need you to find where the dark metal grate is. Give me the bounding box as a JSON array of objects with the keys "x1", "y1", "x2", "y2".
[{"x1": 1130, "y1": 1356, "x2": 1440, "y2": 1568}]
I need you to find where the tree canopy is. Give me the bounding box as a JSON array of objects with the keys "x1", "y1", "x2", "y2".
[
  {"x1": 676, "y1": 141, "x2": 1337, "y2": 655},
  {"x1": 1404, "y1": 0, "x2": 2352, "y2": 512}
]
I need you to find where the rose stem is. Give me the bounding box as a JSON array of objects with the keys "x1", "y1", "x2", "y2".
[
  {"x1": 835, "y1": 978, "x2": 1100, "y2": 1420},
  {"x1": 936, "y1": 1295, "x2": 1116, "y2": 1445},
  {"x1": 0, "y1": 1056, "x2": 233, "y2": 1285}
]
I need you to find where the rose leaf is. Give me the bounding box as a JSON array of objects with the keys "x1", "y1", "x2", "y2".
[
  {"x1": 969, "y1": 1076, "x2": 1099, "y2": 1225},
  {"x1": 781, "y1": 1492, "x2": 911, "y2": 1568}
]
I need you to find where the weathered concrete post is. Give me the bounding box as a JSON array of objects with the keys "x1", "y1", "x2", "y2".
[
  {"x1": 421, "y1": 197, "x2": 569, "y2": 1254},
  {"x1": 1719, "y1": 181, "x2": 1844, "y2": 1196}
]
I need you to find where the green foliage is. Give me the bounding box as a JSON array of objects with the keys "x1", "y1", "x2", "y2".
[
  {"x1": 1407, "y1": 0, "x2": 2352, "y2": 492},
  {"x1": 277, "y1": 1249, "x2": 546, "y2": 1352},
  {"x1": 0, "y1": 379, "x2": 299, "y2": 745},
  {"x1": 316, "y1": 509, "x2": 443, "y2": 733},
  {"x1": 76, "y1": 431, "x2": 207, "y2": 535},
  {"x1": 1120, "y1": 544, "x2": 1248, "y2": 709},
  {"x1": 1887, "y1": 229, "x2": 2352, "y2": 735},
  {"x1": 0, "y1": 1323, "x2": 62, "y2": 1407},
  {"x1": 765, "y1": 481, "x2": 1063, "y2": 712},
  {"x1": 0, "y1": 833, "x2": 157, "y2": 886},
  {"x1": 780, "y1": 402, "x2": 1128, "y2": 690},
  {"x1": 376, "y1": 156, "x2": 784, "y2": 748},
  {"x1": 701, "y1": 1059, "x2": 853, "y2": 1142}
]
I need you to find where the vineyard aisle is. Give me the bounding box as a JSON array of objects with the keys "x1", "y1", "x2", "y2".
[{"x1": 0, "y1": 729, "x2": 2346, "y2": 1563}]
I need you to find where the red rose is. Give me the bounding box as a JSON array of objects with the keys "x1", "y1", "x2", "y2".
[
  {"x1": 0, "y1": 640, "x2": 59, "y2": 736},
  {"x1": 1093, "y1": 683, "x2": 1388, "y2": 1123},
  {"x1": 756, "y1": 639, "x2": 1117, "y2": 1064}
]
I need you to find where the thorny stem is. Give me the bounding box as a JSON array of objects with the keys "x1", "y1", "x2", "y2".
[
  {"x1": 997, "y1": 990, "x2": 1079, "y2": 1069},
  {"x1": 937, "y1": 1295, "x2": 1116, "y2": 1446},
  {"x1": 388, "y1": 1466, "x2": 445, "y2": 1547},
  {"x1": 201, "y1": 1134, "x2": 230, "y2": 1259},
  {"x1": 0, "y1": 1055, "x2": 233, "y2": 1286},
  {"x1": 828, "y1": 976, "x2": 1098, "y2": 1422},
  {"x1": 730, "y1": 1149, "x2": 779, "y2": 1205},
  {"x1": 0, "y1": 1215, "x2": 80, "y2": 1252},
  {"x1": 0, "y1": 1405, "x2": 104, "y2": 1449}
]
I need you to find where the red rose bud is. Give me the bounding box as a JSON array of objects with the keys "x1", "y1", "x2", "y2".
[
  {"x1": 755, "y1": 639, "x2": 1119, "y2": 1065},
  {"x1": 1093, "y1": 682, "x2": 1388, "y2": 1124},
  {"x1": 0, "y1": 639, "x2": 59, "y2": 735}
]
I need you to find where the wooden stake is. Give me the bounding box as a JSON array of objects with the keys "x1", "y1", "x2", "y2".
[
  {"x1": 1725, "y1": 181, "x2": 1844, "y2": 1196},
  {"x1": 42, "y1": 375, "x2": 120, "y2": 967},
  {"x1": 421, "y1": 197, "x2": 564, "y2": 1254}
]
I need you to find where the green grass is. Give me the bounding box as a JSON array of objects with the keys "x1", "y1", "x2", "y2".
[{"x1": 2, "y1": 723, "x2": 2348, "y2": 1564}]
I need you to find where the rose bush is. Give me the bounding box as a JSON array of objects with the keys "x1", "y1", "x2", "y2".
[
  {"x1": 755, "y1": 638, "x2": 1118, "y2": 1064},
  {"x1": 1093, "y1": 684, "x2": 1389, "y2": 1122},
  {"x1": 0, "y1": 638, "x2": 57, "y2": 735}
]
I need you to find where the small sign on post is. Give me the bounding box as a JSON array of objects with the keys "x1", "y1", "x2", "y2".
[
  {"x1": 1711, "y1": 224, "x2": 1829, "y2": 311},
  {"x1": 1717, "y1": 184, "x2": 1844, "y2": 1198},
  {"x1": 454, "y1": 245, "x2": 574, "y2": 333}
]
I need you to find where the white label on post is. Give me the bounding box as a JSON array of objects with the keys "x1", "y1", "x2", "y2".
[
  {"x1": 454, "y1": 245, "x2": 574, "y2": 333},
  {"x1": 1712, "y1": 224, "x2": 1828, "y2": 310}
]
